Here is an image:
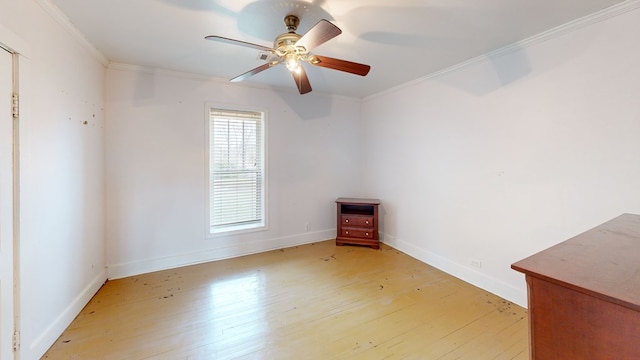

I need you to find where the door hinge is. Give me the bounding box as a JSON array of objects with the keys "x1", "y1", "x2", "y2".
[
  {"x1": 13, "y1": 331, "x2": 20, "y2": 352},
  {"x1": 12, "y1": 93, "x2": 19, "y2": 118},
  {"x1": 13, "y1": 330, "x2": 20, "y2": 352}
]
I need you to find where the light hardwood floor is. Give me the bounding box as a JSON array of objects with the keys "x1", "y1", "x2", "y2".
[{"x1": 43, "y1": 240, "x2": 528, "y2": 359}]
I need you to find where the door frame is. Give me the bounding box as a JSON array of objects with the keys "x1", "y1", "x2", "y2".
[
  {"x1": 0, "y1": 44, "x2": 16, "y2": 360},
  {"x1": 1, "y1": 23, "x2": 27, "y2": 360}
]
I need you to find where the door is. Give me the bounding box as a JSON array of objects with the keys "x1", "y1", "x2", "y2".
[{"x1": 0, "y1": 46, "x2": 15, "y2": 359}]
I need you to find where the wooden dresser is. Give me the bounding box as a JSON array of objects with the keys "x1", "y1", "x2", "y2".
[
  {"x1": 512, "y1": 213, "x2": 640, "y2": 359},
  {"x1": 335, "y1": 198, "x2": 380, "y2": 249}
]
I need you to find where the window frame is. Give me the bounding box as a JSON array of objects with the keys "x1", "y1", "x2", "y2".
[{"x1": 205, "y1": 103, "x2": 268, "y2": 237}]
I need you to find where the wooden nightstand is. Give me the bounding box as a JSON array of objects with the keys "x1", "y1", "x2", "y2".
[{"x1": 335, "y1": 198, "x2": 380, "y2": 249}]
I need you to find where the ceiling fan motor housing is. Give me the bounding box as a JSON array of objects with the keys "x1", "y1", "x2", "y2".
[{"x1": 274, "y1": 32, "x2": 304, "y2": 56}]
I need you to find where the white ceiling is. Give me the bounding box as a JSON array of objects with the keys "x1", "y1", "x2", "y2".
[{"x1": 48, "y1": 0, "x2": 626, "y2": 98}]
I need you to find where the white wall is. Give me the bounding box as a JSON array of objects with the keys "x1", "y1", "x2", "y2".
[
  {"x1": 105, "y1": 65, "x2": 363, "y2": 278},
  {"x1": 362, "y1": 5, "x2": 640, "y2": 306},
  {"x1": 0, "y1": 0, "x2": 106, "y2": 358}
]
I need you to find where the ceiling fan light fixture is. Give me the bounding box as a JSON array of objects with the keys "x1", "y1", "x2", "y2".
[{"x1": 285, "y1": 53, "x2": 301, "y2": 72}]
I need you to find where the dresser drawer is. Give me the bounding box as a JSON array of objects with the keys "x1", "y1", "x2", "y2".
[
  {"x1": 341, "y1": 228, "x2": 374, "y2": 239},
  {"x1": 341, "y1": 215, "x2": 374, "y2": 227}
]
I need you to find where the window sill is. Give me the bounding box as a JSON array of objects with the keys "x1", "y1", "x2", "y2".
[{"x1": 209, "y1": 223, "x2": 267, "y2": 238}]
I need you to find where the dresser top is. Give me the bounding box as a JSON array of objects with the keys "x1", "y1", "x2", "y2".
[
  {"x1": 336, "y1": 197, "x2": 381, "y2": 205},
  {"x1": 512, "y1": 213, "x2": 640, "y2": 311}
]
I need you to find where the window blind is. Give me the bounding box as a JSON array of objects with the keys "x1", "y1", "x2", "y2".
[{"x1": 209, "y1": 109, "x2": 264, "y2": 231}]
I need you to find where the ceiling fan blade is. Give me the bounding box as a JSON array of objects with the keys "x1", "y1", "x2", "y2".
[
  {"x1": 309, "y1": 55, "x2": 371, "y2": 76},
  {"x1": 230, "y1": 63, "x2": 273, "y2": 82},
  {"x1": 205, "y1": 35, "x2": 274, "y2": 52},
  {"x1": 292, "y1": 65, "x2": 312, "y2": 94},
  {"x1": 295, "y1": 19, "x2": 342, "y2": 52}
]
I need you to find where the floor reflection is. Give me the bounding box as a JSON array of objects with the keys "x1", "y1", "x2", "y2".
[{"x1": 208, "y1": 270, "x2": 267, "y2": 356}]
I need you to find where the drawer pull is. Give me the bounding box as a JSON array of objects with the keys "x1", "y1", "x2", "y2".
[
  {"x1": 366, "y1": 233, "x2": 369, "y2": 236},
  {"x1": 365, "y1": 220, "x2": 369, "y2": 224},
  {"x1": 345, "y1": 219, "x2": 349, "y2": 223},
  {"x1": 345, "y1": 231, "x2": 349, "y2": 235}
]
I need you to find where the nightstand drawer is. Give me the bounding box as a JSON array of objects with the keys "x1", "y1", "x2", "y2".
[
  {"x1": 341, "y1": 228, "x2": 374, "y2": 239},
  {"x1": 341, "y1": 215, "x2": 374, "y2": 227}
]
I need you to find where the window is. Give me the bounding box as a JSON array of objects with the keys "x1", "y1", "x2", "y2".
[{"x1": 208, "y1": 107, "x2": 265, "y2": 234}]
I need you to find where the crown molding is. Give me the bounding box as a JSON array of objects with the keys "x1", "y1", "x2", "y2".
[
  {"x1": 35, "y1": 0, "x2": 109, "y2": 66},
  {"x1": 365, "y1": 0, "x2": 640, "y2": 102},
  {"x1": 486, "y1": 0, "x2": 640, "y2": 60},
  {"x1": 107, "y1": 62, "x2": 363, "y2": 101},
  {"x1": 1, "y1": 23, "x2": 31, "y2": 57},
  {"x1": 107, "y1": 62, "x2": 227, "y2": 81}
]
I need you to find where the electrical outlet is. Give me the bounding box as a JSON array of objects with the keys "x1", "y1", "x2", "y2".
[{"x1": 470, "y1": 259, "x2": 482, "y2": 269}]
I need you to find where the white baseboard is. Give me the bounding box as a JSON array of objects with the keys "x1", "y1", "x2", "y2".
[
  {"x1": 382, "y1": 233, "x2": 527, "y2": 308},
  {"x1": 28, "y1": 269, "x2": 107, "y2": 360},
  {"x1": 107, "y1": 229, "x2": 336, "y2": 280}
]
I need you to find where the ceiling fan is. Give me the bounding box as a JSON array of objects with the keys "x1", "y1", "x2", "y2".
[{"x1": 205, "y1": 15, "x2": 371, "y2": 95}]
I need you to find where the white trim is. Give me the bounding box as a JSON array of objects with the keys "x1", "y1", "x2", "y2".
[
  {"x1": 108, "y1": 62, "x2": 364, "y2": 101},
  {"x1": 109, "y1": 62, "x2": 230, "y2": 83},
  {"x1": 27, "y1": 270, "x2": 107, "y2": 360},
  {"x1": 0, "y1": 27, "x2": 27, "y2": 360},
  {"x1": 0, "y1": 24, "x2": 31, "y2": 58},
  {"x1": 365, "y1": 0, "x2": 640, "y2": 102},
  {"x1": 485, "y1": 0, "x2": 640, "y2": 59},
  {"x1": 34, "y1": 0, "x2": 109, "y2": 66},
  {"x1": 107, "y1": 229, "x2": 336, "y2": 280},
  {"x1": 210, "y1": 222, "x2": 268, "y2": 237},
  {"x1": 382, "y1": 233, "x2": 527, "y2": 308}
]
